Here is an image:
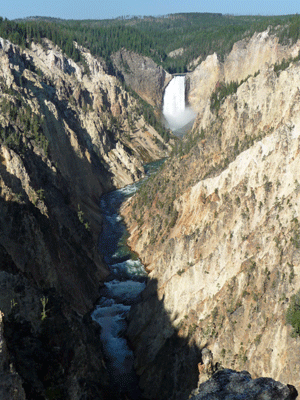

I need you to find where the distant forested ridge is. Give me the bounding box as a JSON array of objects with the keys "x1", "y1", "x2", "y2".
[{"x1": 1, "y1": 13, "x2": 300, "y2": 73}]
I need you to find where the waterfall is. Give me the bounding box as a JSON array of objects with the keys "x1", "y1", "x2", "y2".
[{"x1": 163, "y1": 75, "x2": 195, "y2": 132}]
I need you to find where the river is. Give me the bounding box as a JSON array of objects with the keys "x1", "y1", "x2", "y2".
[{"x1": 92, "y1": 159, "x2": 165, "y2": 398}]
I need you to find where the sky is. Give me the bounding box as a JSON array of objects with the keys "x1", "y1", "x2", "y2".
[{"x1": 1, "y1": 0, "x2": 300, "y2": 21}]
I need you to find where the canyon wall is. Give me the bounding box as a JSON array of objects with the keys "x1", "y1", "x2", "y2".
[
  {"x1": 111, "y1": 48, "x2": 172, "y2": 108},
  {"x1": 0, "y1": 37, "x2": 171, "y2": 399},
  {"x1": 0, "y1": 36, "x2": 170, "y2": 313},
  {"x1": 187, "y1": 30, "x2": 300, "y2": 116},
  {"x1": 123, "y1": 36, "x2": 300, "y2": 399}
]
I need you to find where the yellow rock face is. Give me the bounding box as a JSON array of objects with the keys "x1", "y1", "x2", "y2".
[{"x1": 123, "y1": 37, "x2": 300, "y2": 398}]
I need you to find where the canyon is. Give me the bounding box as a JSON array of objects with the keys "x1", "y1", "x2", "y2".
[
  {"x1": 0, "y1": 36, "x2": 171, "y2": 399},
  {"x1": 0, "y1": 22, "x2": 300, "y2": 400}
]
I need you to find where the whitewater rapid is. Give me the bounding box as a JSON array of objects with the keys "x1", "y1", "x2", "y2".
[
  {"x1": 92, "y1": 160, "x2": 165, "y2": 398},
  {"x1": 92, "y1": 182, "x2": 145, "y2": 397}
]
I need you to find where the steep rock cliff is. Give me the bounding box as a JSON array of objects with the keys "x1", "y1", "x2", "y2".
[
  {"x1": 111, "y1": 48, "x2": 172, "y2": 108},
  {"x1": 0, "y1": 36, "x2": 171, "y2": 312},
  {"x1": 122, "y1": 51, "x2": 300, "y2": 398},
  {"x1": 187, "y1": 30, "x2": 300, "y2": 115},
  {"x1": 0, "y1": 36, "x2": 171, "y2": 398}
]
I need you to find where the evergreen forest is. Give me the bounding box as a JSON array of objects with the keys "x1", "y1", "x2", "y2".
[{"x1": 0, "y1": 13, "x2": 300, "y2": 73}]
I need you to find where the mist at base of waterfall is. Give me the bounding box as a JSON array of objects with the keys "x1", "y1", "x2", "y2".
[
  {"x1": 162, "y1": 75, "x2": 196, "y2": 134},
  {"x1": 170, "y1": 117, "x2": 195, "y2": 138},
  {"x1": 163, "y1": 107, "x2": 196, "y2": 133}
]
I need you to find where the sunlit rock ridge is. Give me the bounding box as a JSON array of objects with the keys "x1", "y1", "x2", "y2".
[{"x1": 122, "y1": 29, "x2": 300, "y2": 399}]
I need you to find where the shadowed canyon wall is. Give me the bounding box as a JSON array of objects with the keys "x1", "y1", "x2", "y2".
[{"x1": 0, "y1": 36, "x2": 171, "y2": 399}]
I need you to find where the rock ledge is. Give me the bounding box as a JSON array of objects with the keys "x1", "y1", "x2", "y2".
[{"x1": 190, "y1": 369, "x2": 298, "y2": 400}]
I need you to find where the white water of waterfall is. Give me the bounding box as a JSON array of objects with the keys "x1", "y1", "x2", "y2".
[{"x1": 162, "y1": 75, "x2": 196, "y2": 132}]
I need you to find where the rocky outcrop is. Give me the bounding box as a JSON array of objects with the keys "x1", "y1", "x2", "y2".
[
  {"x1": 122, "y1": 44, "x2": 300, "y2": 399},
  {"x1": 111, "y1": 48, "x2": 172, "y2": 107},
  {"x1": 191, "y1": 369, "x2": 298, "y2": 400},
  {"x1": 168, "y1": 48, "x2": 184, "y2": 58}
]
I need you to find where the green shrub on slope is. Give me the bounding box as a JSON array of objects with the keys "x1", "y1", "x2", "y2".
[{"x1": 286, "y1": 291, "x2": 300, "y2": 336}]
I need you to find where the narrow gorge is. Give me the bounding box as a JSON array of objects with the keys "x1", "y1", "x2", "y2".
[
  {"x1": 0, "y1": 34, "x2": 171, "y2": 399},
  {"x1": 0, "y1": 14, "x2": 300, "y2": 400}
]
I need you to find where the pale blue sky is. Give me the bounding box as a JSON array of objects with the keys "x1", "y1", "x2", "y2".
[{"x1": 1, "y1": 0, "x2": 299, "y2": 21}]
